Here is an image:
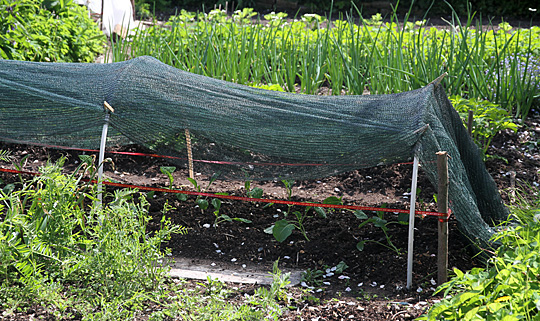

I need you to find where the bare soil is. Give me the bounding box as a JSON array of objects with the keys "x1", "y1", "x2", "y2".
[{"x1": 0, "y1": 112, "x2": 539, "y2": 320}]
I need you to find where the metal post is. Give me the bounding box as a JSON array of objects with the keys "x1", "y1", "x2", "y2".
[
  {"x1": 97, "y1": 101, "x2": 114, "y2": 207},
  {"x1": 406, "y1": 155, "x2": 419, "y2": 290}
]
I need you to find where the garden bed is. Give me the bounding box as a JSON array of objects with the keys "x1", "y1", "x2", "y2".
[{"x1": 1, "y1": 113, "x2": 538, "y2": 320}]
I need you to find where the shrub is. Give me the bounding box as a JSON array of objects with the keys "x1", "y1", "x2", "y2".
[
  {"x1": 0, "y1": 0, "x2": 105, "y2": 62},
  {"x1": 419, "y1": 196, "x2": 540, "y2": 320},
  {"x1": 450, "y1": 96, "x2": 518, "y2": 156}
]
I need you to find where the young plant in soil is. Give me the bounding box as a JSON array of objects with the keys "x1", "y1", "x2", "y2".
[
  {"x1": 355, "y1": 205, "x2": 409, "y2": 255},
  {"x1": 265, "y1": 180, "x2": 331, "y2": 242},
  {"x1": 178, "y1": 174, "x2": 251, "y2": 226},
  {"x1": 301, "y1": 261, "x2": 349, "y2": 288}
]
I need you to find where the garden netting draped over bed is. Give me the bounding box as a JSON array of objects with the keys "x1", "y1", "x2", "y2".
[{"x1": 0, "y1": 56, "x2": 508, "y2": 246}]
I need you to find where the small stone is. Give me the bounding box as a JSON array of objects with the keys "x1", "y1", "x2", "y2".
[{"x1": 203, "y1": 223, "x2": 211, "y2": 228}]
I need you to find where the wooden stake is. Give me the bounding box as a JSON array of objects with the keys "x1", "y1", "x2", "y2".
[
  {"x1": 436, "y1": 151, "x2": 449, "y2": 285},
  {"x1": 185, "y1": 129, "x2": 194, "y2": 179}
]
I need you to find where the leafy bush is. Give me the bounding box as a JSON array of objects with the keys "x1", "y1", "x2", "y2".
[
  {"x1": 450, "y1": 95, "x2": 518, "y2": 156},
  {"x1": 0, "y1": 158, "x2": 185, "y2": 314},
  {"x1": 134, "y1": 0, "x2": 171, "y2": 18},
  {"x1": 0, "y1": 0, "x2": 105, "y2": 62},
  {"x1": 420, "y1": 195, "x2": 540, "y2": 320}
]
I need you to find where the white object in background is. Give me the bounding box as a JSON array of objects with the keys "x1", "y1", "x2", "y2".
[{"x1": 76, "y1": 0, "x2": 135, "y2": 37}]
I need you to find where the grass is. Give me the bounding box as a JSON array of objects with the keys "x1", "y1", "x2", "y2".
[
  {"x1": 0, "y1": 159, "x2": 289, "y2": 320},
  {"x1": 108, "y1": 4, "x2": 540, "y2": 119}
]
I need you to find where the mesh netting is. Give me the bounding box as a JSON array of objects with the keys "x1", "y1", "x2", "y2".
[{"x1": 0, "y1": 56, "x2": 509, "y2": 245}]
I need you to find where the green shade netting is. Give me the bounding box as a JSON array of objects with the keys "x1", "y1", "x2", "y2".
[{"x1": 0, "y1": 56, "x2": 509, "y2": 245}]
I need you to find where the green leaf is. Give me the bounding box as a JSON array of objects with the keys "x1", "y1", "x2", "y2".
[
  {"x1": 314, "y1": 207, "x2": 327, "y2": 218},
  {"x1": 197, "y1": 198, "x2": 209, "y2": 210},
  {"x1": 354, "y1": 210, "x2": 368, "y2": 219},
  {"x1": 232, "y1": 217, "x2": 252, "y2": 224},
  {"x1": 3, "y1": 184, "x2": 15, "y2": 195},
  {"x1": 187, "y1": 177, "x2": 198, "y2": 189},
  {"x1": 78, "y1": 154, "x2": 93, "y2": 166},
  {"x1": 209, "y1": 173, "x2": 220, "y2": 185},
  {"x1": 248, "y1": 187, "x2": 263, "y2": 199},
  {"x1": 177, "y1": 193, "x2": 188, "y2": 201},
  {"x1": 219, "y1": 214, "x2": 232, "y2": 222},
  {"x1": 160, "y1": 166, "x2": 176, "y2": 175},
  {"x1": 322, "y1": 196, "x2": 342, "y2": 205},
  {"x1": 211, "y1": 198, "x2": 221, "y2": 211},
  {"x1": 372, "y1": 216, "x2": 387, "y2": 228},
  {"x1": 335, "y1": 261, "x2": 348, "y2": 274},
  {"x1": 273, "y1": 220, "x2": 295, "y2": 243},
  {"x1": 356, "y1": 241, "x2": 366, "y2": 251},
  {"x1": 398, "y1": 212, "x2": 409, "y2": 223}
]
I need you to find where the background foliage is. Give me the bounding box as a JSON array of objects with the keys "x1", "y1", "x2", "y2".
[
  {"x1": 0, "y1": 0, "x2": 105, "y2": 61},
  {"x1": 143, "y1": 0, "x2": 539, "y2": 19}
]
